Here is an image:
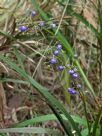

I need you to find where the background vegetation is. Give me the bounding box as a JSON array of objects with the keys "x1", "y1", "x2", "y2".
[{"x1": 0, "y1": 0, "x2": 102, "y2": 136}]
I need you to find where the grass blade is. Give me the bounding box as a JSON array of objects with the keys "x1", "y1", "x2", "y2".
[
  {"x1": 0, "y1": 127, "x2": 62, "y2": 136},
  {"x1": 0, "y1": 78, "x2": 29, "y2": 84},
  {"x1": 68, "y1": 9, "x2": 99, "y2": 37},
  {"x1": 100, "y1": 123, "x2": 102, "y2": 136},
  {"x1": 14, "y1": 114, "x2": 87, "y2": 128},
  {"x1": 92, "y1": 106, "x2": 102, "y2": 136},
  {"x1": 13, "y1": 47, "x2": 25, "y2": 71}
]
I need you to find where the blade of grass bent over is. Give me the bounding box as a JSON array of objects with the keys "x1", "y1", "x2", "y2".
[{"x1": 14, "y1": 114, "x2": 87, "y2": 128}]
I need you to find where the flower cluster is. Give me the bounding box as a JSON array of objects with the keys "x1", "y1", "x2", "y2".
[
  {"x1": 19, "y1": 10, "x2": 57, "y2": 32},
  {"x1": 50, "y1": 45, "x2": 82, "y2": 95},
  {"x1": 50, "y1": 44, "x2": 64, "y2": 71},
  {"x1": 68, "y1": 88, "x2": 76, "y2": 94},
  {"x1": 19, "y1": 10, "x2": 82, "y2": 95},
  {"x1": 69, "y1": 69, "x2": 79, "y2": 79},
  {"x1": 20, "y1": 10, "x2": 37, "y2": 32},
  {"x1": 68, "y1": 68, "x2": 82, "y2": 94}
]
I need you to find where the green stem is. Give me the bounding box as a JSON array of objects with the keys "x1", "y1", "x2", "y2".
[{"x1": 79, "y1": 91, "x2": 91, "y2": 136}]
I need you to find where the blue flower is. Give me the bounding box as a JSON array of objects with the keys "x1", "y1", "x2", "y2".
[
  {"x1": 68, "y1": 88, "x2": 76, "y2": 94},
  {"x1": 20, "y1": 26, "x2": 27, "y2": 32},
  {"x1": 31, "y1": 10, "x2": 36, "y2": 17},
  {"x1": 54, "y1": 50, "x2": 59, "y2": 56},
  {"x1": 71, "y1": 90, "x2": 76, "y2": 94},
  {"x1": 72, "y1": 73, "x2": 78, "y2": 79},
  {"x1": 39, "y1": 21, "x2": 45, "y2": 27},
  {"x1": 68, "y1": 88, "x2": 73, "y2": 92},
  {"x1": 57, "y1": 66, "x2": 64, "y2": 71},
  {"x1": 69, "y1": 70, "x2": 74, "y2": 75},
  {"x1": 77, "y1": 84, "x2": 81, "y2": 89},
  {"x1": 56, "y1": 44, "x2": 62, "y2": 50},
  {"x1": 50, "y1": 58, "x2": 56, "y2": 64}
]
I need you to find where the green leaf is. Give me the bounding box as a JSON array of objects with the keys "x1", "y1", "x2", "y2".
[
  {"x1": 100, "y1": 123, "x2": 102, "y2": 136},
  {"x1": 13, "y1": 47, "x2": 25, "y2": 71},
  {"x1": 81, "y1": 128, "x2": 88, "y2": 136},
  {"x1": 14, "y1": 114, "x2": 87, "y2": 128},
  {"x1": 0, "y1": 78, "x2": 29, "y2": 84},
  {"x1": 30, "y1": 0, "x2": 49, "y2": 21},
  {"x1": 92, "y1": 106, "x2": 102, "y2": 136},
  {"x1": 0, "y1": 127, "x2": 62, "y2": 136},
  {"x1": 49, "y1": 103, "x2": 73, "y2": 136},
  {"x1": 72, "y1": 115, "x2": 87, "y2": 126}
]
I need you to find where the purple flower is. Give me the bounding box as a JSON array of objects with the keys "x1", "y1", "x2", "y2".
[
  {"x1": 72, "y1": 73, "x2": 78, "y2": 79},
  {"x1": 50, "y1": 58, "x2": 56, "y2": 64},
  {"x1": 68, "y1": 88, "x2": 76, "y2": 94},
  {"x1": 39, "y1": 21, "x2": 45, "y2": 27},
  {"x1": 71, "y1": 90, "x2": 76, "y2": 94},
  {"x1": 69, "y1": 70, "x2": 74, "y2": 75},
  {"x1": 20, "y1": 26, "x2": 27, "y2": 32},
  {"x1": 57, "y1": 66, "x2": 64, "y2": 71},
  {"x1": 68, "y1": 88, "x2": 73, "y2": 93},
  {"x1": 31, "y1": 10, "x2": 36, "y2": 17},
  {"x1": 77, "y1": 84, "x2": 81, "y2": 89},
  {"x1": 56, "y1": 44, "x2": 62, "y2": 50},
  {"x1": 54, "y1": 50, "x2": 59, "y2": 56}
]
